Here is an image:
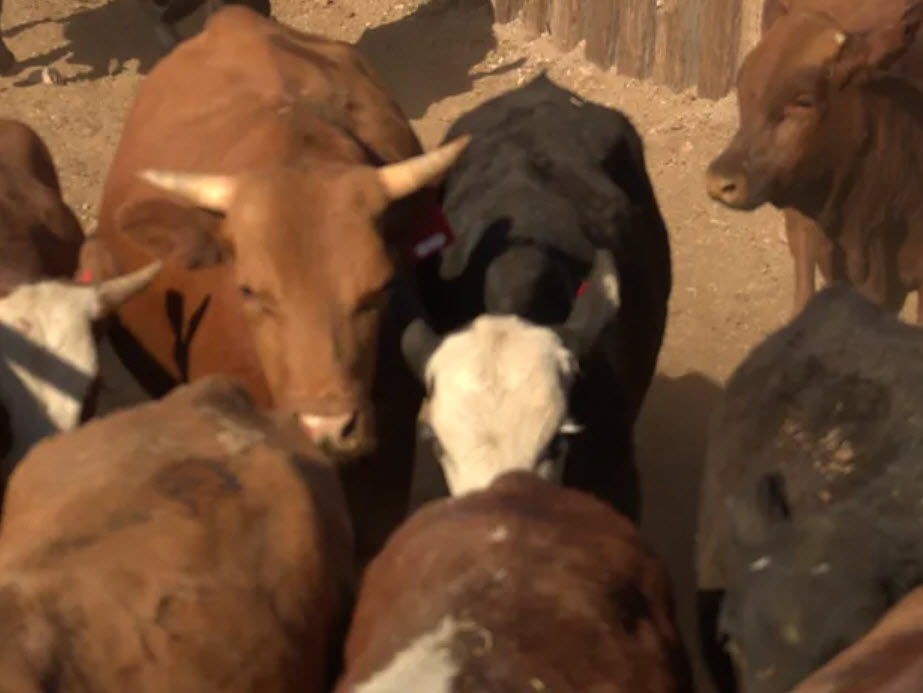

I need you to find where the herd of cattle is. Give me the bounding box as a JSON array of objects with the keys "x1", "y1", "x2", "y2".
[{"x1": 0, "y1": 0, "x2": 922, "y2": 690}]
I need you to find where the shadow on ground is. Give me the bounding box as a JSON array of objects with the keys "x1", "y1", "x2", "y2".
[
  {"x1": 637, "y1": 371, "x2": 724, "y2": 693},
  {"x1": 5, "y1": 0, "x2": 180, "y2": 85},
  {"x1": 356, "y1": 0, "x2": 506, "y2": 120}
]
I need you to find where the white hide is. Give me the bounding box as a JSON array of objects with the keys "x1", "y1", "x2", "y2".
[
  {"x1": 354, "y1": 615, "x2": 460, "y2": 693},
  {"x1": 423, "y1": 315, "x2": 578, "y2": 496},
  {"x1": 0, "y1": 280, "x2": 107, "y2": 464}
]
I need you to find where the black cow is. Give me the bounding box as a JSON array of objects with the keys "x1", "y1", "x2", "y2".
[
  {"x1": 404, "y1": 73, "x2": 672, "y2": 520},
  {"x1": 697, "y1": 286, "x2": 923, "y2": 693}
]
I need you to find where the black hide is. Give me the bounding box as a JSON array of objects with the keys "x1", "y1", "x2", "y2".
[{"x1": 697, "y1": 286, "x2": 923, "y2": 692}]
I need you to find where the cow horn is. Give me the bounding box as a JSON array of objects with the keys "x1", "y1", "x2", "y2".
[
  {"x1": 401, "y1": 318, "x2": 441, "y2": 384},
  {"x1": 378, "y1": 136, "x2": 471, "y2": 200},
  {"x1": 553, "y1": 250, "x2": 620, "y2": 359},
  {"x1": 93, "y1": 261, "x2": 163, "y2": 316},
  {"x1": 137, "y1": 169, "x2": 238, "y2": 212}
]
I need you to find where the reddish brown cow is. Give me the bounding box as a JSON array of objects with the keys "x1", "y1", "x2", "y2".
[
  {"x1": 335, "y1": 471, "x2": 692, "y2": 693},
  {"x1": 0, "y1": 375, "x2": 353, "y2": 691},
  {"x1": 705, "y1": 0, "x2": 923, "y2": 319},
  {"x1": 0, "y1": 119, "x2": 82, "y2": 293},
  {"x1": 792, "y1": 585, "x2": 923, "y2": 692},
  {"x1": 91, "y1": 6, "x2": 466, "y2": 562}
]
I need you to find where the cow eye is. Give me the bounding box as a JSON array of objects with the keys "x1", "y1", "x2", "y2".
[
  {"x1": 239, "y1": 284, "x2": 255, "y2": 299},
  {"x1": 355, "y1": 280, "x2": 394, "y2": 315},
  {"x1": 791, "y1": 95, "x2": 814, "y2": 109}
]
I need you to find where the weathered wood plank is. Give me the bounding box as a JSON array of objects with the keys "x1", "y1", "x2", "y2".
[
  {"x1": 492, "y1": 0, "x2": 523, "y2": 24},
  {"x1": 653, "y1": 0, "x2": 702, "y2": 91},
  {"x1": 548, "y1": 0, "x2": 582, "y2": 51},
  {"x1": 737, "y1": 0, "x2": 765, "y2": 68},
  {"x1": 616, "y1": 0, "x2": 657, "y2": 79},
  {"x1": 521, "y1": 0, "x2": 549, "y2": 38},
  {"x1": 697, "y1": 0, "x2": 743, "y2": 98},
  {"x1": 584, "y1": 0, "x2": 620, "y2": 69}
]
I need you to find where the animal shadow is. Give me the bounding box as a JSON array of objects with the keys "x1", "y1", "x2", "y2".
[
  {"x1": 636, "y1": 372, "x2": 724, "y2": 693},
  {"x1": 6, "y1": 0, "x2": 187, "y2": 85},
  {"x1": 355, "y1": 0, "x2": 507, "y2": 120}
]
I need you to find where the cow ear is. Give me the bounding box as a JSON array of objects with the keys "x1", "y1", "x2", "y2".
[
  {"x1": 761, "y1": 0, "x2": 790, "y2": 33},
  {"x1": 553, "y1": 250, "x2": 620, "y2": 360},
  {"x1": 830, "y1": 2, "x2": 923, "y2": 84},
  {"x1": 401, "y1": 318, "x2": 441, "y2": 384},
  {"x1": 115, "y1": 198, "x2": 233, "y2": 270}
]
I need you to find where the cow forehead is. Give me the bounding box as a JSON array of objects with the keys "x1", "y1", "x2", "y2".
[
  {"x1": 742, "y1": 13, "x2": 843, "y2": 98},
  {"x1": 427, "y1": 315, "x2": 576, "y2": 395},
  {"x1": 0, "y1": 281, "x2": 96, "y2": 338},
  {"x1": 225, "y1": 167, "x2": 394, "y2": 295},
  {"x1": 425, "y1": 316, "x2": 576, "y2": 478}
]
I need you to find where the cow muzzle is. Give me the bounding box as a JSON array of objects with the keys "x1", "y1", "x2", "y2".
[
  {"x1": 705, "y1": 164, "x2": 758, "y2": 210},
  {"x1": 299, "y1": 409, "x2": 373, "y2": 459}
]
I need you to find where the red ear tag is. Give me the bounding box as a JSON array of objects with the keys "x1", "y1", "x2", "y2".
[
  {"x1": 405, "y1": 205, "x2": 456, "y2": 264},
  {"x1": 78, "y1": 269, "x2": 94, "y2": 284},
  {"x1": 576, "y1": 281, "x2": 588, "y2": 298}
]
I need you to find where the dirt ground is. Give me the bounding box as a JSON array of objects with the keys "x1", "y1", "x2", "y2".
[{"x1": 0, "y1": 0, "x2": 816, "y2": 688}]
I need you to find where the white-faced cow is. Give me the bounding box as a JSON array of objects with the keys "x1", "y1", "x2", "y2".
[
  {"x1": 89, "y1": 6, "x2": 468, "y2": 565},
  {"x1": 0, "y1": 263, "x2": 160, "y2": 474},
  {"x1": 706, "y1": 0, "x2": 923, "y2": 319},
  {"x1": 697, "y1": 287, "x2": 923, "y2": 692},
  {"x1": 408, "y1": 73, "x2": 671, "y2": 519},
  {"x1": 402, "y1": 249, "x2": 619, "y2": 497},
  {"x1": 0, "y1": 375, "x2": 354, "y2": 691}
]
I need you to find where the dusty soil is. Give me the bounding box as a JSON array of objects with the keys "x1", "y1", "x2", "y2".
[{"x1": 0, "y1": 0, "x2": 822, "y2": 688}]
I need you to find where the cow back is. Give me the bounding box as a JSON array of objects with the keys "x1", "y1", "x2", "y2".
[{"x1": 0, "y1": 376, "x2": 354, "y2": 691}]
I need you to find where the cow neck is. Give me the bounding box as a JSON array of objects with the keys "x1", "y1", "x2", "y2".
[{"x1": 817, "y1": 77, "x2": 923, "y2": 242}]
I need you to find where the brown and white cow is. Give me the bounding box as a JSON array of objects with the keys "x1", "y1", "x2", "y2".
[
  {"x1": 792, "y1": 584, "x2": 923, "y2": 692},
  {"x1": 335, "y1": 470, "x2": 692, "y2": 692},
  {"x1": 91, "y1": 6, "x2": 467, "y2": 562},
  {"x1": 705, "y1": 0, "x2": 923, "y2": 319},
  {"x1": 0, "y1": 375, "x2": 354, "y2": 691},
  {"x1": 0, "y1": 119, "x2": 157, "y2": 473}
]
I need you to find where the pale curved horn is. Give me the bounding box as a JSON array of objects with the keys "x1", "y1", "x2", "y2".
[
  {"x1": 377, "y1": 136, "x2": 471, "y2": 200},
  {"x1": 94, "y1": 261, "x2": 163, "y2": 314},
  {"x1": 137, "y1": 169, "x2": 238, "y2": 212}
]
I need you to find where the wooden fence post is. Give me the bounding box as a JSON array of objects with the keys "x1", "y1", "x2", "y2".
[
  {"x1": 549, "y1": 0, "x2": 582, "y2": 50},
  {"x1": 584, "y1": 0, "x2": 620, "y2": 68},
  {"x1": 697, "y1": 0, "x2": 742, "y2": 98}
]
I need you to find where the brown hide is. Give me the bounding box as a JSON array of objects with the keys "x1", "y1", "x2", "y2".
[
  {"x1": 336, "y1": 471, "x2": 693, "y2": 692},
  {"x1": 0, "y1": 119, "x2": 83, "y2": 295},
  {"x1": 95, "y1": 6, "x2": 433, "y2": 456},
  {"x1": 792, "y1": 586, "x2": 923, "y2": 692},
  {"x1": 706, "y1": 0, "x2": 923, "y2": 318},
  {"x1": 0, "y1": 376, "x2": 354, "y2": 691}
]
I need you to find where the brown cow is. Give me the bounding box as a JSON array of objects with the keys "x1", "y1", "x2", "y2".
[
  {"x1": 335, "y1": 471, "x2": 693, "y2": 693},
  {"x1": 0, "y1": 375, "x2": 353, "y2": 691},
  {"x1": 92, "y1": 6, "x2": 467, "y2": 562},
  {"x1": 792, "y1": 585, "x2": 923, "y2": 692},
  {"x1": 0, "y1": 119, "x2": 83, "y2": 293},
  {"x1": 705, "y1": 0, "x2": 923, "y2": 319}
]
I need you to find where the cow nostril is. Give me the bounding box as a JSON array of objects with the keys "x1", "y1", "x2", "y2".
[
  {"x1": 339, "y1": 412, "x2": 359, "y2": 441},
  {"x1": 720, "y1": 180, "x2": 738, "y2": 195}
]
